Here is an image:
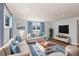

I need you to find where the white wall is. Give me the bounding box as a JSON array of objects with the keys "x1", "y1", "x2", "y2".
[
  {"x1": 45, "y1": 22, "x2": 53, "y2": 34},
  {"x1": 52, "y1": 17, "x2": 79, "y2": 45},
  {"x1": 3, "y1": 6, "x2": 10, "y2": 45},
  {"x1": 76, "y1": 19, "x2": 79, "y2": 44},
  {"x1": 4, "y1": 28, "x2": 10, "y2": 45},
  {"x1": 12, "y1": 16, "x2": 18, "y2": 37},
  {"x1": 25, "y1": 22, "x2": 28, "y2": 33}
]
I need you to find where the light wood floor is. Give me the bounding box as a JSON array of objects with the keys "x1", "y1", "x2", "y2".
[{"x1": 51, "y1": 39, "x2": 70, "y2": 48}]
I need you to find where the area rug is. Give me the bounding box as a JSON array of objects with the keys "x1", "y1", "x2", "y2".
[
  {"x1": 28, "y1": 43, "x2": 49, "y2": 56},
  {"x1": 28, "y1": 43, "x2": 64, "y2": 56},
  {"x1": 32, "y1": 44, "x2": 46, "y2": 56}
]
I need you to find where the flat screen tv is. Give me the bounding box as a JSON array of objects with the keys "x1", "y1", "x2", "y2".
[{"x1": 59, "y1": 25, "x2": 69, "y2": 34}]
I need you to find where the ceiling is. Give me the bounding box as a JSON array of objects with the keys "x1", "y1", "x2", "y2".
[{"x1": 6, "y1": 3, "x2": 79, "y2": 21}]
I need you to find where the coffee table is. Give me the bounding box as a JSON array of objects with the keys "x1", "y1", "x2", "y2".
[{"x1": 36, "y1": 39, "x2": 56, "y2": 54}]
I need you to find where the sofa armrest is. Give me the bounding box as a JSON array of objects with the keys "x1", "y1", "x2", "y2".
[
  {"x1": 65, "y1": 45, "x2": 79, "y2": 56},
  {"x1": 8, "y1": 51, "x2": 30, "y2": 56}
]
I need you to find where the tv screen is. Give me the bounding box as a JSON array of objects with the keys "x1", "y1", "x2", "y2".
[{"x1": 59, "y1": 25, "x2": 69, "y2": 34}]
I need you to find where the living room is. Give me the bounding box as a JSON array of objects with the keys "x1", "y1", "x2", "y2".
[{"x1": 0, "y1": 3, "x2": 79, "y2": 56}]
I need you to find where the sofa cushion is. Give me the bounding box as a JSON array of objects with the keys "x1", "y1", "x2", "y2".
[
  {"x1": 10, "y1": 41, "x2": 20, "y2": 54},
  {"x1": 0, "y1": 47, "x2": 5, "y2": 56},
  {"x1": 17, "y1": 41, "x2": 27, "y2": 52},
  {"x1": 8, "y1": 51, "x2": 30, "y2": 56},
  {"x1": 19, "y1": 30, "x2": 27, "y2": 40},
  {"x1": 17, "y1": 40, "x2": 32, "y2": 55},
  {"x1": 3, "y1": 43, "x2": 11, "y2": 55}
]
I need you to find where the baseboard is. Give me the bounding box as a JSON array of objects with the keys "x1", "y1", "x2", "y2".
[{"x1": 71, "y1": 42, "x2": 79, "y2": 46}]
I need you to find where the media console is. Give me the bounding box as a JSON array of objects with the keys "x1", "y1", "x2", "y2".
[
  {"x1": 54, "y1": 36, "x2": 70, "y2": 43},
  {"x1": 51, "y1": 36, "x2": 70, "y2": 53}
]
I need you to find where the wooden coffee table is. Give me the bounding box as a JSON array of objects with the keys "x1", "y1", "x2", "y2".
[{"x1": 36, "y1": 39, "x2": 56, "y2": 54}]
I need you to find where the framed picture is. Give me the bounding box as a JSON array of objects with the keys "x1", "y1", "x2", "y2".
[{"x1": 17, "y1": 26, "x2": 25, "y2": 30}]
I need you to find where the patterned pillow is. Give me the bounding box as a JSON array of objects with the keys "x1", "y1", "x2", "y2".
[
  {"x1": 10, "y1": 41, "x2": 20, "y2": 54},
  {"x1": 15, "y1": 36, "x2": 22, "y2": 43},
  {"x1": 39, "y1": 32, "x2": 44, "y2": 36},
  {"x1": 31, "y1": 33, "x2": 35, "y2": 37}
]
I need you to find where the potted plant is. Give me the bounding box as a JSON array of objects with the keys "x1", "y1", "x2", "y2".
[{"x1": 48, "y1": 28, "x2": 53, "y2": 40}]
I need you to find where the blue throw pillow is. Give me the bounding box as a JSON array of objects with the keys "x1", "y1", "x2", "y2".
[
  {"x1": 15, "y1": 36, "x2": 22, "y2": 43},
  {"x1": 31, "y1": 33, "x2": 35, "y2": 37},
  {"x1": 39, "y1": 32, "x2": 44, "y2": 36},
  {"x1": 10, "y1": 41, "x2": 20, "y2": 54},
  {"x1": 56, "y1": 45, "x2": 65, "y2": 53}
]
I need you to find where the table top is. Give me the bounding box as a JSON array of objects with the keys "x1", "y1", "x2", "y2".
[{"x1": 37, "y1": 39, "x2": 56, "y2": 48}]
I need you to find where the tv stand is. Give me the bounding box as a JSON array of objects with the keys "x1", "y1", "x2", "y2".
[{"x1": 54, "y1": 36, "x2": 70, "y2": 43}]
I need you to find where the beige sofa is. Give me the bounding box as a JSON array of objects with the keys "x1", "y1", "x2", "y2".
[
  {"x1": 65, "y1": 45, "x2": 79, "y2": 56},
  {"x1": 26, "y1": 33, "x2": 47, "y2": 43},
  {"x1": 49, "y1": 45, "x2": 79, "y2": 56},
  {"x1": 0, "y1": 38, "x2": 32, "y2": 56}
]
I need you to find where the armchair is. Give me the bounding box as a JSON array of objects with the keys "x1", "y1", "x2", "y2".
[{"x1": 65, "y1": 45, "x2": 79, "y2": 56}]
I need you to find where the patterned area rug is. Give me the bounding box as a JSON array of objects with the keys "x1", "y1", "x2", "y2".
[
  {"x1": 28, "y1": 43, "x2": 50, "y2": 56},
  {"x1": 29, "y1": 43, "x2": 57, "y2": 56},
  {"x1": 32, "y1": 44, "x2": 46, "y2": 56},
  {"x1": 28, "y1": 43, "x2": 64, "y2": 56}
]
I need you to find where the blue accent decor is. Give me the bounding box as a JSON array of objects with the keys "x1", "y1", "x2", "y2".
[
  {"x1": 10, "y1": 41, "x2": 20, "y2": 54},
  {"x1": 56, "y1": 45, "x2": 65, "y2": 53},
  {"x1": 39, "y1": 32, "x2": 44, "y2": 36},
  {"x1": 31, "y1": 33, "x2": 35, "y2": 37},
  {"x1": 15, "y1": 36, "x2": 22, "y2": 43},
  {"x1": 28, "y1": 43, "x2": 40, "y2": 56},
  {"x1": 27, "y1": 21, "x2": 32, "y2": 33},
  {"x1": 40, "y1": 22, "x2": 45, "y2": 32}
]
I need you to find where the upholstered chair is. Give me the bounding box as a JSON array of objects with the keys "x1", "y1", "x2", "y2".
[{"x1": 65, "y1": 45, "x2": 79, "y2": 56}]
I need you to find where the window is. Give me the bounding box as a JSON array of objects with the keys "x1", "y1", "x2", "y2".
[
  {"x1": 32, "y1": 22, "x2": 40, "y2": 30},
  {"x1": 5, "y1": 15, "x2": 10, "y2": 26}
]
